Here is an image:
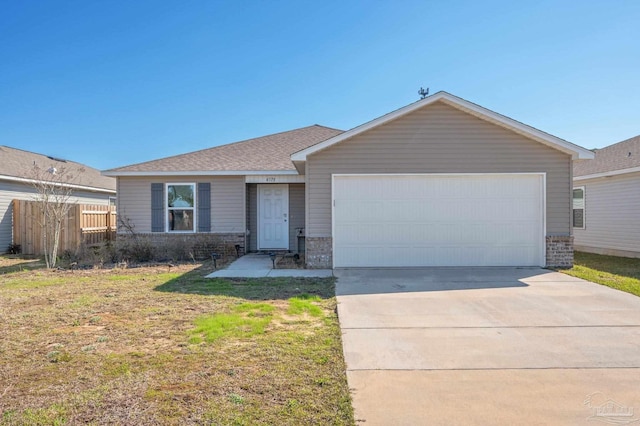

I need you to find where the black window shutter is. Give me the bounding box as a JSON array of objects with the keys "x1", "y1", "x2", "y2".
[
  {"x1": 198, "y1": 182, "x2": 211, "y2": 232},
  {"x1": 151, "y1": 183, "x2": 164, "y2": 232}
]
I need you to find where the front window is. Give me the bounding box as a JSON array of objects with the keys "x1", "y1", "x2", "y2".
[
  {"x1": 572, "y1": 187, "x2": 585, "y2": 229},
  {"x1": 167, "y1": 183, "x2": 195, "y2": 232}
]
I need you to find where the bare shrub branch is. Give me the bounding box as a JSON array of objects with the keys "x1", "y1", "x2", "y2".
[{"x1": 30, "y1": 162, "x2": 85, "y2": 268}]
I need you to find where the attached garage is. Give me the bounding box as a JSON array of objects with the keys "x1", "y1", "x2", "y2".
[
  {"x1": 333, "y1": 174, "x2": 545, "y2": 267},
  {"x1": 290, "y1": 92, "x2": 594, "y2": 269}
]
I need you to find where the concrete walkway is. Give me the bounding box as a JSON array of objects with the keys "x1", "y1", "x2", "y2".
[
  {"x1": 335, "y1": 268, "x2": 640, "y2": 425},
  {"x1": 205, "y1": 253, "x2": 333, "y2": 278}
]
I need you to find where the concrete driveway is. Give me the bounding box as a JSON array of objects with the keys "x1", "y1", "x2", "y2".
[{"x1": 335, "y1": 268, "x2": 640, "y2": 425}]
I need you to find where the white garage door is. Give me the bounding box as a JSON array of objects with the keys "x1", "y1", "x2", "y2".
[{"x1": 333, "y1": 174, "x2": 544, "y2": 267}]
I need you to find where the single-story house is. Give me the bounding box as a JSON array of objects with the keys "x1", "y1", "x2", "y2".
[
  {"x1": 0, "y1": 146, "x2": 117, "y2": 252},
  {"x1": 104, "y1": 91, "x2": 594, "y2": 268},
  {"x1": 573, "y1": 134, "x2": 640, "y2": 258}
]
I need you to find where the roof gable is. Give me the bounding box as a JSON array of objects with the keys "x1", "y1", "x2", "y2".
[
  {"x1": 574, "y1": 134, "x2": 640, "y2": 178},
  {"x1": 104, "y1": 125, "x2": 342, "y2": 176},
  {"x1": 291, "y1": 91, "x2": 594, "y2": 161}
]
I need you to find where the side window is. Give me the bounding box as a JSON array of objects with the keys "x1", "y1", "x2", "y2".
[
  {"x1": 572, "y1": 187, "x2": 585, "y2": 229},
  {"x1": 167, "y1": 183, "x2": 196, "y2": 232}
]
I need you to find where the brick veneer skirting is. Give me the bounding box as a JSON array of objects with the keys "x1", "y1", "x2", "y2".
[
  {"x1": 305, "y1": 237, "x2": 332, "y2": 269},
  {"x1": 306, "y1": 235, "x2": 574, "y2": 269},
  {"x1": 545, "y1": 235, "x2": 574, "y2": 268},
  {"x1": 116, "y1": 233, "x2": 245, "y2": 261}
]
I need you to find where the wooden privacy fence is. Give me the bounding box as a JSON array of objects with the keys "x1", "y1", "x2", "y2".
[{"x1": 13, "y1": 200, "x2": 117, "y2": 255}]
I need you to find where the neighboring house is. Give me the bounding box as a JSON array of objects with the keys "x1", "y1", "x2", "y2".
[
  {"x1": 0, "y1": 146, "x2": 117, "y2": 252},
  {"x1": 104, "y1": 91, "x2": 594, "y2": 268},
  {"x1": 573, "y1": 134, "x2": 640, "y2": 258}
]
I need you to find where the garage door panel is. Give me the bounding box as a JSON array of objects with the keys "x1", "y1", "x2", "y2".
[
  {"x1": 333, "y1": 174, "x2": 544, "y2": 267},
  {"x1": 336, "y1": 246, "x2": 541, "y2": 268}
]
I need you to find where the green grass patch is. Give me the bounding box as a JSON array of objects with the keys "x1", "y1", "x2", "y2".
[
  {"x1": 560, "y1": 251, "x2": 640, "y2": 297},
  {"x1": 188, "y1": 302, "x2": 275, "y2": 343},
  {"x1": 234, "y1": 302, "x2": 275, "y2": 315},
  {"x1": 103, "y1": 359, "x2": 132, "y2": 378},
  {"x1": 106, "y1": 274, "x2": 137, "y2": 282},
  {"x1": 68, "y1": 295, "x2": 98, "y2": 308},
  {"x1": 288, "y1": 294, "x2": 323, "y2": 317},
  {"x1": 0, "y1": 275, "x2": 68, "y2": 289},
  {"x1": 12, "y1": 403, "x2": 67, "y2": 426}
]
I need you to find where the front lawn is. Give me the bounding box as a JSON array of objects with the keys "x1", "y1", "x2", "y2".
[
  {"x1": 560, "y1": 251, "x2": 640, "y2": 297},
  {"x1": 0, "y1": 259, "x2": 354, "y2": 425}
]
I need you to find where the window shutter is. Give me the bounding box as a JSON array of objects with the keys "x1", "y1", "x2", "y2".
[
  {"x1": 198, "y1": 182, "x2": 211, "y2": 232},
  {"x1": 151, "y1": 183, "x2": 164, "y2": 232}
]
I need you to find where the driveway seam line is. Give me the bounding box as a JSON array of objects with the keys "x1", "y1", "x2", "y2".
[
  {"x1": 341, "y1": 325, "x2": 640, "y2": 329},
  {"x1": 347, "y1": 367, "x2": 640, "y2": 371}
]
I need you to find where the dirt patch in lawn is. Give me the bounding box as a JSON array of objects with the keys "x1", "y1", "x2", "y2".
[{"x1": 0, "y1": 260, "x2": 353, "y2": 425}]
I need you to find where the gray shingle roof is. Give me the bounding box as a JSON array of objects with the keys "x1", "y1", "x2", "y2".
[
  {"x1": 0, "y1": 146, "x2": 116, "y2": 191},
  {"x1": 104, "y1": 125, "x2": 343, "y2": 174},
  {"x1": 574, "y1": 134, "x2": 640, "y2": 177}
]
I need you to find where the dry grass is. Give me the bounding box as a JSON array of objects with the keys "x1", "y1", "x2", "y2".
[{"x1": 0, "y1": 257, "x2": 353, "y2": 425}]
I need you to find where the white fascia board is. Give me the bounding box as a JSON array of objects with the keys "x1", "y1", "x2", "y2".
[
  {"x1": 437, "y1": 96, "x2": 595, "y2": 160},
  {"x1": 102, "y1": 170, "x2": 300, "y2": 177},
  {"x1": 0, "y1": 174, "x2": 116, "y2": 194},
  {"x1": 291, "y1": 91, "x2": 595, "y2": 161},
  {"x1": 574, "y1": 166, "x2": 640, "y2": 181}
]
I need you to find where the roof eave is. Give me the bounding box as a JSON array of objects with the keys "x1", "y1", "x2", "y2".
[
  {"x1": 0, "y1": 174, "x2": 116, "y2": 193},
  {"x1": 574, "y1": 165, "x2": 640, "y2": 181},
  {"x1": 290, "y1": 91, "x2": 595, "y2": 162},
  {"x1": 102, "y1": 170, "x2": 301, "y2": 177}
]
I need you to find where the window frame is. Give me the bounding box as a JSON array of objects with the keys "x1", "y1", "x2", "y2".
[
  {"x1": 572, "y1": 186, "x2": 585, "y2": 230},
  {"x1": 165, "y1": 182, "x2": 197, "y2": 233}
]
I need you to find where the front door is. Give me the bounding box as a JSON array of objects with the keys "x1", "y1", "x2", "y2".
[{"x1": 258, "y1": 184, "x2": 289, "y2": 250}]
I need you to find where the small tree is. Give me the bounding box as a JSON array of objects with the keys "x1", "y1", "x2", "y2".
[{"x1": 30, "y1": 162, "x2": 85, "y2": 268}]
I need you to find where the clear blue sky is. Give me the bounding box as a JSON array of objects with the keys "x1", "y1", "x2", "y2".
[{"x1": 1, "y1": 1, "x2": 639, "y2": 170}]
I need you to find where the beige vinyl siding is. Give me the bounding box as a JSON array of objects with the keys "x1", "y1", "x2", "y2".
[
  {"x1": 0, "y1": 180, "x2": 111, "y2": 251},
  {"x1": 117, "y1": 176, "x2": 245, "y2": 233},
  {"x1": 306, "y1": 101, "x2": 572, "y2": 237},
  {"x1": 211, "y1": 177, "x2": 246, "y2": 233},
  {"x1": 246, "y1": 183, "x2": 305, "y2": 252},
  {"x1": 574, "y1": 172, "x2": 640, "y2": 256},
  {"x1": 289, "y1": 184, "x2": 305, "y2": 253}
]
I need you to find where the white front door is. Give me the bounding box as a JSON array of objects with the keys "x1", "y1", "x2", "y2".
[{"x1": 258, "y1": 184, "x2": 289, "y2": 250}]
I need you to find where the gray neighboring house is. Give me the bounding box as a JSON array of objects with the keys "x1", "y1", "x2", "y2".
[
  {"x1": 104, "y1": 91, "x2": 594, "y2": 268},
  {"x1": 573, "y1": 134, "x2": 640, "y2": 258},
  {"x1": 0, "y1": 146, "x2": 117, "y2": 252}
]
